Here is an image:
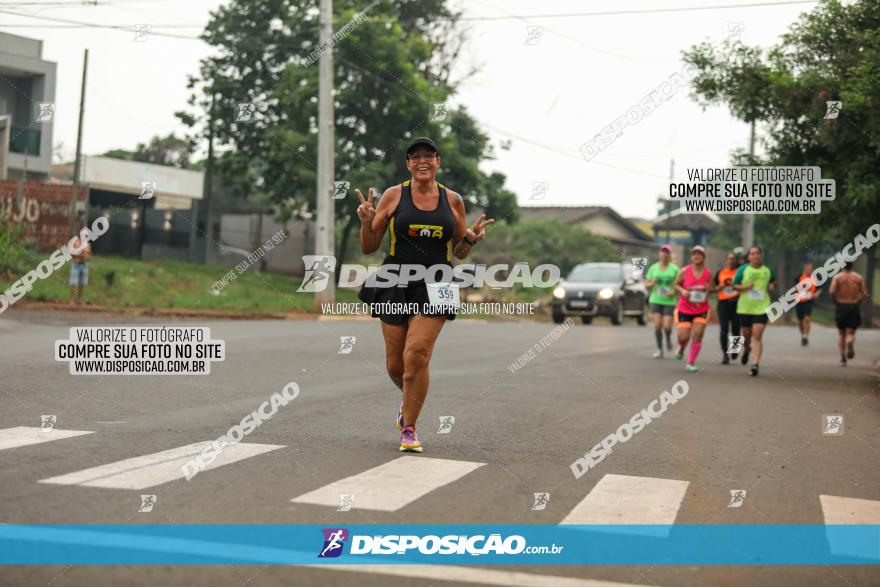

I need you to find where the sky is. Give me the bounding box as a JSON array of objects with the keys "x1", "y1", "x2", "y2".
[{"x1": 0, "y1": 0, "x2": 822, "y2": 218}]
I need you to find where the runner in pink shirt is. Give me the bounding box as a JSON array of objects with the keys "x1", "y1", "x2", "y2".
[{"x1": 673, "y1": 245, "x2": 714, "y2": 372}]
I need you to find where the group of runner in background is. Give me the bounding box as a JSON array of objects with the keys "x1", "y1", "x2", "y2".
[{"x1": 644, "y1": 244, "x2": 869, "y2": 376}]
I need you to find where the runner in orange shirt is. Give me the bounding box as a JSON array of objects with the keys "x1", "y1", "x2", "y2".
[
  {"x1": 714, "y1": 252, "x2": 740, "y2": 364},
  {"x1": 794, "y1": 261, "x2": 820, "y2": 346}
]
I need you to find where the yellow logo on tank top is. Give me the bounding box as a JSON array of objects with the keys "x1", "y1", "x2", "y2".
[{"x1": 408, "y1": 224, "x2": 444, "y2": 238}]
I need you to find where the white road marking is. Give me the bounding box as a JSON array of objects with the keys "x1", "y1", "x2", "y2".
[
  {"x1": 38, "y1": 442, "x2": 284, "y2": 489},
  {"x1": 820, "y1": 494, "x2": 880, "y2": 559},
  {"x1": 291, "y1": 456, "x2": 485, "y2": 511},
  {"x1": 820, "y1": 494, "x2": 880, "y2": 524},
  {"x1": 0, "y1": 427, "x2": 94, "y2": 451},
  {"x1": 304, "y1": 564, "x2": 656, "y2": 586},
  {"x1": 560, "y1": 474, "x2": 689, "y2": 536}
]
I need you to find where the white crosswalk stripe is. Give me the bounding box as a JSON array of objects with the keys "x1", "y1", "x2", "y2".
[
  {"x1": 819, "y1": 494, "x2": 880, "y2": 559},
  {"x1": 291, "y1": 456, "x2": 485, "y2": 511},
  {"x1": 38, "y1": 441, "x2": 285, "y2": 490},
  {"x1": 820, "y1": 494, "x2": 880, "y2": 523},
  {"x1": 0, "y1": 426, "x2": 94, "y2": 451},
  {"x1": 306, "y1": 564, "x2": 658, "y2": 586},
  {"x1": 560, "y1": 474, "x2": 689, "y2": 535},
  {"x1": 6, "y1": 423, "x2": 871, "y2": 545}
]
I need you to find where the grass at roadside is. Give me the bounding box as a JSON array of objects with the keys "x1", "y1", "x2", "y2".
[
  {"x1": 4, "y1": 253, "x2": 865, "y2": 325},
  {"x1": 1, "y1": 249, "x2": 554, "y2": 319},
  {"x1": 0, "y1": 255, "x2": 360, "y2": 314}
]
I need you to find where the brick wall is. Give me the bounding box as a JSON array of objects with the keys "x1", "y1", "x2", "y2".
[{"x1": 0, "y1": 180, "x2": 86, "y2": 251}]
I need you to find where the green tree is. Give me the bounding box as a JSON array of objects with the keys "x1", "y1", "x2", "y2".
[
  {"x1": 684, "y1": 0, "x2": 879, "y2": 322},
  {"x1": 471, "y1": 218, "x2": 619, "y2": 277},
  {"x1": 179, "y1": 0, "x2": 517, "y2": 267},
  {"x1": 102, "y1": 133, "x2": 195, "y2": 168}
]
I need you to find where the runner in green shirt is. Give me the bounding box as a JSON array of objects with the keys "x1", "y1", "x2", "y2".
[
  {"x1": 732, "y1": 245, "x2": 777, "y2": 376},
  {"x1": 644, "y1": 244, "x2": 680, "y2": 358}
]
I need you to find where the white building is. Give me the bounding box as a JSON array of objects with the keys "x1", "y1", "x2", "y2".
[{"x1": 0, "y1": 32, "x2": 57, "y2": 180}]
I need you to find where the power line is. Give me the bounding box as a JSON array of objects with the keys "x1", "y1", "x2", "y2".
[
  {"x1": 340, "y1": 52, "x2": 670, "y2": 180},
  {"x1": 0, "y1": 0, "x2": 181, "y2": 5},
  {"x1": 599, "y1": 140, "x2": 741, "y2": 158},
  {"x1": 0, "y1": 8, "x2": 204, "y2": 39},
  {"x1": 0, "y1": 0, "x2": 821, "y2": 35},
  {"x1": 0, "y1": 1, "x2": 97, "y2": 5},
  {"x1": 343, "y1": 54, "x2": 671, "y2": 180},
  {"x1": 0, "y1": 1, "x2": 788, "y2": 184},
  {"x1": 481, "y1": 0, "x2": 658, "y2": 64},
  {"x1": 483, "y1": 123, "x2": 669, "y2": 180},
  {"x1": 0, "y1": 2, "x2": 95, "y2": 5},
  {"x1": 457, "y1": 0, "x2": 819, "y2": 21},
  {"x1": 0, "y1": 22, "x2": 203, "y2": 27}
]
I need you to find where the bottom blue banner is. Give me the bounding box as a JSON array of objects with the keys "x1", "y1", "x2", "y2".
[{"x1": 0, "y1": 524, "x2": 878, "y2": 565}]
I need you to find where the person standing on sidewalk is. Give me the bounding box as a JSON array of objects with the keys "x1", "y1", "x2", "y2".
[{"x1": 68, "y1": 215, "x2": 93, "y2": 306}]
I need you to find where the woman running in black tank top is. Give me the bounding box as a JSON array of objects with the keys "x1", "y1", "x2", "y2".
[
  {"x1": 357, "y1": 179, "x2": 457, "y2": 321},
  {"x1": 386, "y1": 179, "x2": 457, "y2": 265},
  {"x1": 355, "y1": 137, "x2": 494, "y2": 453}
]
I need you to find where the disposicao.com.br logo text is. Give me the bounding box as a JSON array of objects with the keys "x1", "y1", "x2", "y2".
[{"x1": 318, "y1": 529, "x2": 563, "y2": 557}]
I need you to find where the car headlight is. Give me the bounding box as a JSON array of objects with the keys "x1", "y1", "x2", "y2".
[
  {"x1": 598, "y1": 288, "x2": 614, "y2": 300},
  {"x1": 553, "y1": 287, "x2": 566, "y2": 299}
]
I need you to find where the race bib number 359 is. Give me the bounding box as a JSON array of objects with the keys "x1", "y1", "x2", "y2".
[{"x1": 427, "y1": 282, "x2": 460, "y2": 309}]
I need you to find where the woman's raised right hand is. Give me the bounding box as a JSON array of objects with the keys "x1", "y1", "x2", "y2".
[{"x1": 355, "y1": 188, "x2": 376, "y2": 225}]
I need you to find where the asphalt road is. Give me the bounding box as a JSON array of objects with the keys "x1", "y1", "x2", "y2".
[{"x1": 1, "y1": 308, "x2": 879, "y2": 587}]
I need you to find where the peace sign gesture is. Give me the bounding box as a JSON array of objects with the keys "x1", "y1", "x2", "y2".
[
  {"x1": 355, "y1": 188, "x2": 376, "y2": 225},
  {"x1": 466, "y1": 213, "x2": 494, "y2": 243}
]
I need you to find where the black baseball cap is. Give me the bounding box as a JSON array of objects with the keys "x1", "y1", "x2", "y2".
[{"x1": 406, "y1": 137, "x2": 439, "y2": 157}]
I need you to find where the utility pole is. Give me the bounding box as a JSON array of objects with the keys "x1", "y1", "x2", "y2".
[
  {"x1": 741, "y1": 120, "x2": 756, "y2": 250},
  {"x1": 314, "y1": 0, "x2": 335, "y2": 307},
  {"x1": 206, "y1": 92, "x2": 215, "y2": 252},
  {"x1": 192, "y1": 92, "x2": 215, "y2": 264},
  {"x1": 69, "y1": 49, "x2": 88, "y2": 234}
]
